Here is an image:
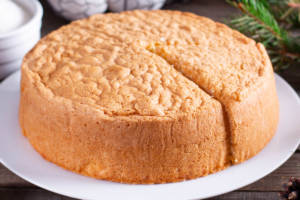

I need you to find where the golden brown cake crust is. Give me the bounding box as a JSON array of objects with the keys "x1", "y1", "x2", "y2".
[{"x1": 19, "y1": 10, "x2": 279, "y2": 183}]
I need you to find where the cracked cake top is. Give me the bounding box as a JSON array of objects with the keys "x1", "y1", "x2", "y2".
[{"x1": 22, "y1": 10, "x2": 271, "y2": 116}]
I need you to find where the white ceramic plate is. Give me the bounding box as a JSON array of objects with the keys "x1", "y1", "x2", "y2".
[{"x1": 0, "y1": 71, "x2": 299, "y2": 200}]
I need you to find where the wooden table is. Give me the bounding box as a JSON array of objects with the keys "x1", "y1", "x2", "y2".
[{"x1": 1, "y1": 0, "x2": 299, "y2": 199}]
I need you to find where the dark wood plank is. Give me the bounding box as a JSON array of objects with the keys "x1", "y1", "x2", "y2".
[
  {"x1": 0, "y1": 188, "x2": 74, "y2": 200},
  {"x1": 241, "y1": 152, "x2": 300, "y2": 191},
  {"x1": 0, "y1": 188, "x2": 280, "y2": 200},
  {"x1": 0, "y1": 165, "x2": 33, "y2": 187},
  {"x1": 209, "y1": 191, "x2": 280, "y2": 200}
]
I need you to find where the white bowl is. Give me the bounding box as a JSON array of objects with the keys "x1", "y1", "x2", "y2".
[
  {"x1": 47, "y1": 0, "x2": 167, "y2": 21},
  {"x1": 0, "y1": 59, "x2": 22, "y2": 80},
  {"x1": 0, "y1": 0, "x2": 43, "y2": 79}
]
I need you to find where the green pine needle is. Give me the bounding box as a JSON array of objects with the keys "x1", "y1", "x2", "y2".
[
  {"x1": 226, "y1": 0, "x2": 300, "y2": 71},
  {"x1": 269, "y1": 0, "x2": 300, "y2": 27}
]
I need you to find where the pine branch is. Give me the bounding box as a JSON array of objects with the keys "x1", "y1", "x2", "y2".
[
  {"x1": 226, "y1": 0, "x2": 300, "y2": 71},
  {"x1": 228, "y1": 0, "x2": 287, "y2": 41},
  {"x1": 269, "y1": 0, "x2": 300, "y2": 28}
]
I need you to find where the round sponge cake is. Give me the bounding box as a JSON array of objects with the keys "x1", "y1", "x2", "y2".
[{"x1": 19, "y1": 10, "x2": 279, "y2": 183}]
